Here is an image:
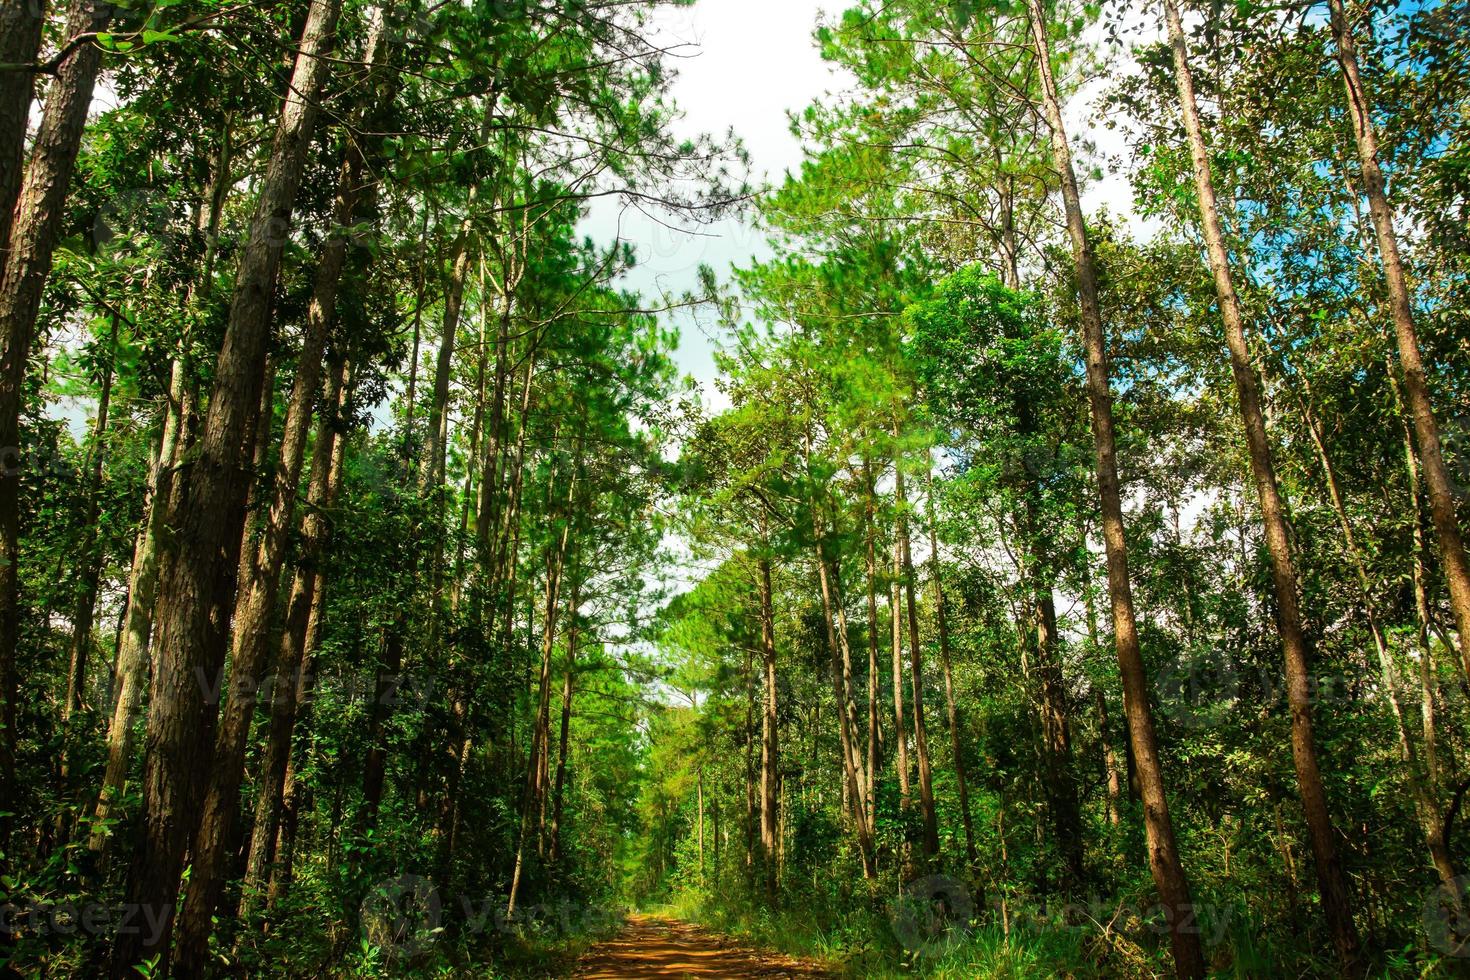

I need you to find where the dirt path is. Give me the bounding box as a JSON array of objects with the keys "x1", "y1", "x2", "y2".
[{"x1": 572, "y1": 914, "x2": 834, "y2": 978}]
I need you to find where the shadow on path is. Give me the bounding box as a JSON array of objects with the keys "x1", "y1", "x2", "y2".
[{"x1": 573, "y1": 914, "x2": 834, "y2": 978}]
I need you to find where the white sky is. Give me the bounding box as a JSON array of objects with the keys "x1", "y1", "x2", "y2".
[
  {"x1": 579, "y1": 0, "x2": 1155, "y2": 411},
  {"x1": 578, "y1": 0, "x2": 849, "y2": 408}
]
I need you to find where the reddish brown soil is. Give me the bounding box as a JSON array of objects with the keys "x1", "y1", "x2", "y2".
[{"x1": 572, "y1": 914, "x2": 834, "y2": 979}]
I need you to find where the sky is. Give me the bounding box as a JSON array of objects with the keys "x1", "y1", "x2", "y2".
[
  {"x1": 578, "y1": 0, "x2": 1157, "y2": 411},
  {"x1": 578, "y1": 0, "x2": 848, "y2": 406}
]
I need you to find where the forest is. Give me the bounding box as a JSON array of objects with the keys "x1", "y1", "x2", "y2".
[{"x1": 0, "y1": 0, "x2": 1468, "y2": 976}]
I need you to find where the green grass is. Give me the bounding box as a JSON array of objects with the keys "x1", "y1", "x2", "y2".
[{"x1": 652, "y1": 890, "x2": 1102, "y2": 978}]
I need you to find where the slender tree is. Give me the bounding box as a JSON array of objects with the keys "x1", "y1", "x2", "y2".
[
  {"x1": 1027, "y1": 1, "x2": 1205, "y2": 974},
  {"x1": 0, "y1": 0, "x2": 113, "y2": 791},
  {"x1": 1329, "y1": 0, "x2": 1470, "y2": 684},
  {"x1": 1162, "y1": 2, "x2": 1362, "y2": 966}
]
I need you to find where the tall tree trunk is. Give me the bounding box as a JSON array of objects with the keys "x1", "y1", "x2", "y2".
[
  {"x1": 862, "y1": 463, "x2": 883, "y2": 841},
  {"x1": 758, "y1": 549, "x2": 780, "y2": 900},
  {"x1": 0, "y1": 0, "x2": 45, "y2": 251},
  {"x1": 924, "y1": 468, "x2": 975, "y2": 864},
  {"x1": 0, "y1": 0, "x2": 112, "y2": 798},
  {"x1": 236, "y1": 357, "x2": 276, "y2": 591},
  {"x1": 452, "y1": 278, "x2": 490, "y2": 612},
  {"x1": 1034, "y1": 589, "x2": 1082, "y2": 887},
  {"x1": 1097, "y1": 688, "x2": 1122, "y2": 828},
  {"x1": 1293, "y1": 379, "x2": 1457, "y2": 891},
  {"x1": 1079, "y1": 535, "x2": 1123, "y2": 829},
  {"x1": 1016, "y1": 396, "x2": 1081, "y2": 886},
  {"x1": 269, "y1": 368, "x2": 353, "y2": 914},
  {"x1": 361, "y1": 624, "x2": 402, "y2": 828},
  {"x1": 420, "y1": 227, "x2": 473, "y2": 493},
  {"x1": 889, "y1": 494, "x2": 911, "y2": 817},
  {"x1": 241, "y1": 357, "x2": 348, "y2": 917},
  {"x1": 89, "y1": 360, "x2": 188, "y2": 853},
  {"x1": 62, "y1": 316, "x2": 116, "y2": 724},
  {"x1": 830, "y1": 527, "x2": 870, "y2": 822},
  {"x1": 744, "y1": 630, "x2": 756, "y2": 879},
  {"x1": 186, "y1": 26, "x2": 400, "y2": 927},
  {"x1": 1330, "y1": 0, "x2": 1470, "y2": 688},
  {"x1": 896, "y1": 447, "x2": 939, "y2": 861},
  {"x1": 488, "y1": 347, "x2": 538, "y2": 644},
  {"x1": 174, "y1": 129, "x2": 372, "y2": 970},
  {"x1": 111, "y1": 1, "x2": 341, "y2": 971},
  {"x1": 506, "y1": 457, "x2": 578, "y2": 918},
  {"x1": 1163, "y1": 2, "x2": 1361, "y2": 967},
  {"x1": 402, "y1": 206, "x2": 430, "y2": 456},
  {"x1": 549, "y1": 577, "x2": 579, "y2": 866},
  {"x1": 1397, "y1": 383, "x2": 1445, "y2": 791},
  {"x1": 90, "y1": 120, "x2": 233, "y2": 854},
  {"x1": 1027, "y1": 3, "x2": 1205, "y2": 975},
  {"x1": 814, "y1": 526, "x2": 876, "y2": 878},
  {"x1": 475, "y1": 282, "x2": 515, "y2": 560}
]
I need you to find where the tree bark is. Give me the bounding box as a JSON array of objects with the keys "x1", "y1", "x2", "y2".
[
  {"x1": 1034, "y1": 589, "x2": 1082, "y2": 887},
  {"x1": 175, "y1": 25, "x2": 393, "y2": 957},
  {"x1": 89, "y1": 359, "x2": 188, "y2": 853},
  {"x1": 452, "y1": 277, "x2": 490, "y2": 612},
  {"x1": 549, "y1": 577, "x2": 579, "y2": 866},
  {"x1": 896, "y1": 447, "x2": 939, "y2": 861},
  {"x1": 420, "y1": 225, "x2": 473, "y2": 493},
  {"x1": 90, "y1": 117, "x2": 233, "y2": 854},
  {"x1": 361, "y1": 623, "x2": 402, "y2": 828},
  {"x1": 815, "y1": 524, "x2": 876, "y2": 878},
  {"x1": 111, "y1": 1, "x2": 341, "y2": 971},
  {"x1": 1028, "y1": 3, "x2": 1205, "y2": 975},
  {"x1": 236, "y1": 357, "x2": 276, "y2": 591},
  {"x1": 744, "y1": 627, "x2": 756, "y2": 879},
  {"x1": 0, "y1": 0, "x2": 45, "y2": 252},
  {"x1": 1397, "y1": 387, "x2": 1445, "y2": 792},
  {"x1": 1015, "y1": 394, "x2": 1081, "y2": 886},
  {"x1": 63, "y1": 316, "x2": 116, "y2": 724},
  {"x1": 1164, "y1": 1, "x2": 1361, "y2": 968},
  {"x1": 506, "y1": 454, "x2": 578, "y2": 918},
  {"x1": 1330, "y1": 0, "x2": 1470, "y2": 689},
  {"x1": 0, "y1": 0, "x2": 112, "y2": 798},
  {"x1": 758, "y1": 549, "x2": 780, "y2": 900},
  {"x1": 889, "y1": 490, "x2": 911, "y2": 817},
  {"x1": 240, "y1": 357, "x2": 348, "y2": 917},
  {"x1": 475, "y1": 269, "x2": 518, "y2": 563},
  {"x1": 1295, "y1": 379, "x2": 1457, "y2": 891},
  {"x1": 270, "y1": 368, "x2": 353, "y2": 913},
  {"x1": 925, "y1": 468, "x2": 975, "y2": 864},
  {"x1": 862, "y1": 463, "x2": 883, "y2": 841},
  {"x1": 1097, "y1": 688, "x2": 1122, "y2": 828}
]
